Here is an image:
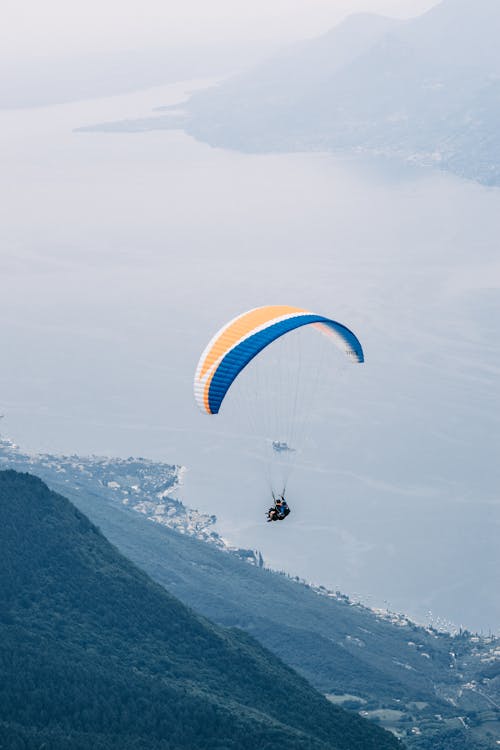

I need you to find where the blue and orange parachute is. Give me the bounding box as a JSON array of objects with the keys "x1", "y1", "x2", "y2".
[{"x1": 194, "y1": 305, "x2": 364, "y2": 415}]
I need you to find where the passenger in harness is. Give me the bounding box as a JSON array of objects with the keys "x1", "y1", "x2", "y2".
[{"x1": 266, "y1": 493, "x2": 291, "y2": 522}]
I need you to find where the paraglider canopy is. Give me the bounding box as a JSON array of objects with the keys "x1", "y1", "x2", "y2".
[{"x1": 194, "y1": 305, "x2": 363, "y2": 415}]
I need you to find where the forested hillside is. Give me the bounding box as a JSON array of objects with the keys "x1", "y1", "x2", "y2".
[
  {"x1": 0, "y1": 470, "x2": 400, "y2": 750},
  {"x1": 1, "y1": 439, "x2": 498, "y2": 746}
]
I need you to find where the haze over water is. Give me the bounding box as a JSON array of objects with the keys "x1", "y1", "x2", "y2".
[{"x1": 1, "y1": 81, "x2": 499, "y2": 631}]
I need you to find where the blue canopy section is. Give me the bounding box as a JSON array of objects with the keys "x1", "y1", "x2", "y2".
[{"x1": 208, "y1": 314, "x2": 363, "y2": 414}]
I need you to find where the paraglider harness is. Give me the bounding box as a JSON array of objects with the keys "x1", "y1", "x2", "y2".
[{"x1": 266, "y1": 492, "x2": 291, "y2": 522}]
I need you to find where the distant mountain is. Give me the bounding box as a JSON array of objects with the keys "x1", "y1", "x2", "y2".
[
  {"x1": 183, "y1": 13, "x2": 401, "y2": 142},
  {"x1": 178, "y1": 0, "x2": 500, "y2": 185},
  {"x1": 76, "y1": 1, "x2": 500, "y2": 185},
  {"x1": 77, "y1": 12, "x2": 400, "y2": 138},
  {"x1": 0, "y1": 469, "x2": 400, "y2": 750},
  {"x1": 1, "y1": 439, "x2": 498, "y2": 748},
  {"x1": 182, "y1": 12, "x2": 400, "y2": 149}
]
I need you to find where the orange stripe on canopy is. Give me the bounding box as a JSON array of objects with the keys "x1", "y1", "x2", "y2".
[{"x1": 199, "y1": 305, "x2": 307, "y2": 380}]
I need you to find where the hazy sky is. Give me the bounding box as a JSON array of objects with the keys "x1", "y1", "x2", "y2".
[{"x1": 2, "y1": 0, "x2": 437, "y2": 63}]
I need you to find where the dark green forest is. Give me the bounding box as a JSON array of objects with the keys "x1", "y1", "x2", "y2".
[{"x1": 0, "y1": 470, "x2": 400, "y2": 750}]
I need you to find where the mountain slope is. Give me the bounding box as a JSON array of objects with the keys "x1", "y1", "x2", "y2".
[
  {"x1": 0, "y1": 470, "x2": 400, "y2": 750},
  {"x1": 1, "y1": 441, "x2": 498, "y2": 747},
  {"x1": 68, "y1": 480, "x2": 500, "y2": 745},
  {"x1": 0, "y1": 439, "x2": 453, "y2": 708}
]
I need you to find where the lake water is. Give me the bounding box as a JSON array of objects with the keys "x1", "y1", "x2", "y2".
[{"x1": 1, "y1": 81, "x2": 499, "y2": 631}]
